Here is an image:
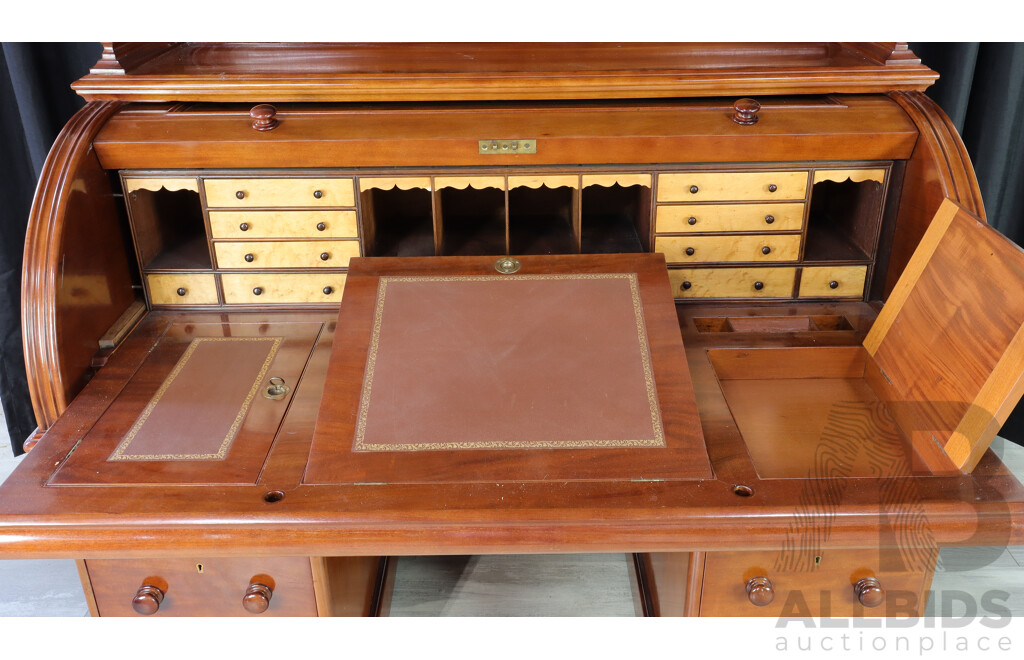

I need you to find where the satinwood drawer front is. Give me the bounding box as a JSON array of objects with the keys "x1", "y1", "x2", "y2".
[
  {"x1": 699, "y1": 549, "x2": 936, "y2": 617},
  {"x1": 147, "y1": 273, "x2": 218, "y2": 305},
  {"x1": 86, "y1": 557, "x2": 318, "y2": 617},
  {"x1": 668, "y1": 267, "x2": 796, "y2": 298},
  {"x1": 656, "y1": 235, "x2": 801, "y2": 264},
  {"x1": 209, "y1": 210, "x2": 359, "y2": 239},
  {"x1": 214, "y1": 240, "x2": 361, "y2": 269},
  {"x1": 204, "y1": 178, "x2": 356, "y2": 208},
  {"x1": 222, "y1": 273, "x2": 347, "y2": 304},
  {"x1": 798, "y1": 265, "x2": 868, "y2": 298},
  {"x1": 656, "y1": 203, "x2": 805, "y2": 233},
  {"x1": 657, "y1": 171, "x2": 808, "y2": 202}
]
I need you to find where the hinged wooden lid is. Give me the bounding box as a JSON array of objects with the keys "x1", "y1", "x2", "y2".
[{"x1": 864, "y1": 199, "x2": 1024, "y2": 472}]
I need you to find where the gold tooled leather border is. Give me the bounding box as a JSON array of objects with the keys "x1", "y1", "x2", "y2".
[
  {"x1": 354, "y1": 273, "x2": 664, "y2": 452},
  {"x1": 108, "y1": 336, "x2": 282, "y2": 461}
]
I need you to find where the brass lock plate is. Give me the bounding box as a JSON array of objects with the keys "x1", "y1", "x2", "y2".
[
  {"x1": 479, "y1": 139, "x2": 536, "y2": 154},
  {"x1": 495, "y1": 257, "x2": 522, "y2": 274}
]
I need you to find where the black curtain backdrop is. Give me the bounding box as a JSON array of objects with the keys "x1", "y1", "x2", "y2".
[{"x1": 1, "y1": 43, "x2": 1024, "y2": 454}]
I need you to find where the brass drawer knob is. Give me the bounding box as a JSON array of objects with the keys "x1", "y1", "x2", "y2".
[
  {"x1": 746, "y1": 576, "x2": 774, "y2": 606},
  {"x1": 689, "y1": 185, "x2": 699, "y2": 194},
  {"x1": 235, "y1": 190, "x2": 246, "y2": 200},
  {"x1": 242, "y1": 582, "x2": 273, "y2": 614},
  {"x1": 176, "y1": 287, "x2": 187, "y2": 297},
  {"x1": 252, "y1": 287, "x2": 263, "y2": 296},
  {"x1": 753, "y1": 281, "x2": 764, "y2": 291},
  {"x1": 320, "y1": 252, "x2": 330, "y2": 261},
  {"x1": 132, "y1": 584, "x2": 165, "y2": 615},
  {"x1": 317, "y1": 222, "x2": 327, "y2": 231},
  {"x1": 323, "y1": 286, "x2": 334, "y2": 295},
  {"x1": 761, "y1": 246, "x2": 771, "y2": 255},
  {"x1": 681, "y1": 281, "x2": 692, "y2": 290},
  {"x1": 854, "y1": 577, "x2": 885, "y2": 608},
  {"x1": 313, "y1": 190, "x2": 323, "y2": 199},
  {"x1": 685, "y1": 247, "x2": 695, "y2": 256},
  {"x1": 239, "y1": 222, "x2": 250, "y2": 231},
  {"x1": 765, "y1": 215, "x2": 775, "y2": 224},
  {"x1": 768, "y1": 184, "x2": 778, "y2": 193},
  {"x1": 244, "y1": 253, "x2": 255, "y2": 262},
  {"x1": 830, "y1": 280, "x2": 840, "y2": 289},
  {"x1": 687, "y1": 216, "x2": 697, "y2": 226}
]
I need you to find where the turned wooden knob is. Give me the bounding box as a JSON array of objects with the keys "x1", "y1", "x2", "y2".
[
  {"x1": 685, "y1": 247, "x2": 695, "y2": 256},
  {"x1": 855, "y1": 577, "x2": 885, "y2": 608},
  {"x1": 239, "y1": 222, "x2": 249, "y2": 231},
  {"x1": 753, "y1": 281, "x2": 764, "y2": 291},
  {"x1": 689, "y1": 185, "x2": 699, "y2": 194},
  {"x1": 761, "y1": 246, "x2": 771, "y2": 255},
  {"x1": 830, "y1": 280, "x2": 840, "y2": 289},
  {"x1": 765, "y1": 214, "x2": 775, "y2": 224},
  {"x1": 132, "y1": 584, "x2": 165, "y2": 615},
  {"x1": 252, "y1": 287, "x2": 263, "y2": 296},
  {"x1": 242, "y1": 582, "x2": 273, "y2": 614},
  {"x1": 244, "y1": 253, "x2": 255, "y2": 262},
  {"x1": 320, "y1": 252, "x2": 330, "y2": 261},
  {"x1": 746, "y1": 576, "x2": 774, "y2": 606},
  {"x1": 687, "y1": 216, "x2": 697, "y2": 225},
  {"x1": 316, "y1": 222, "x2": 327, "y2": 231},
  {"x1": 323, "y1": 286, "x2": 333, "y2": 295},
  {"x1": 250, "y1": 104, "x2": 279, "y2": 131},
  {"x1": 313, "y1": 190, "x2": 323, "y2": 199},
  {"x1": 236, "y1": 190, "x2": 245, "y2": 199},
  {"x1": 681, "y1": 281, "x2": 692, "y2": 290},
  {"x1": 768, "y1": 184, "x2": 778, "y2": 193},
  {"x1": 732, "y1": 98, "x2": 761, "y2": 125},
  {"x1": 176, "y1": 287, "x2": 187, "y2": 297}
]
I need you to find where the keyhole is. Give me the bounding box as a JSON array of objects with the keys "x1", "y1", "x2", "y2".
[
  {"x1": 814, "y1": 556, "x2": 822, "y2": 567},
  {"x1": 196, "y1": 563, "x2": 204, "y2": 574}
]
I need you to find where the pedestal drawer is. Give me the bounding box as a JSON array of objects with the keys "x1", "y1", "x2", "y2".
[
  {"x1": 147, "y1": 273, "x2": 218, "y2": 305},
  {"x1": 204, "y1": 178, "x2": 356, "y2": 208},
  {"x1": 668, "y1": 267, "x2": 796, "y2": 298},
  {"x1": 222, "y1": 273, "x2": 347, "y2": 304},
  {"x1": 656, "y1": 235, "x2": 800, "y2": 263},
  {"x1": 656, "y1": 203, "x2": 804, "y2": 233},
  {"x1": 209, "y1": 210, "x2": 359, "y2": 239},
  {"x1": 657, "y1": 171, "x2": 808, "y2": 202},
  {"x1": 798, "y1": 265, "x2": 868, "y2": 298},
  {"x1": 699, "y1": 549, "x2": 936, "y2": 617},
  {"x1": 85, "y1": 557, "x2": 319, "y2": 616},
  {"x1": 215, "y1": 240, "x2": 361, "y2": 269}
]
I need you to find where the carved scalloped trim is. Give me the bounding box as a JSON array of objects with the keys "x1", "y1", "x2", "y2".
[
  {"x1": 433, "y1": 176, "x2": 505, "y2": 191},
  {"x1": 359, "y1": 177, "x2": 432, "y2": 192},
  {"x1": 813, "y1": 168, "x2": 885, "y2": 185},
  {"x1": 582, "y1": 174, "x2": 652, "y2": 188},
  {"x1": 507, "y1": 175, "x2": 579, "y2": 190},
  {"x1": 123, "y1": 177, "x2": 199, "y2": 194}
]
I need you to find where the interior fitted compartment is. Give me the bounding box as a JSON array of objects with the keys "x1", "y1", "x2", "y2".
[
  {"x1": 126, "y1": 185, "x2": 209, "y2": 270},
  {"x1": 694, "y1": 314, "x2": 854, "y2": 333},
  {"x1": 803, "y1": 172, "x2": 886, "y2": 262},
  {"x1": 438, "y1": 187, "x2": 507, "y2": 256},
  {"x1": 581, "y1": 184, "x2": 651, "y2": 253},
  {"x1": 508, "y1": 185, "x2": 577, "y2": 255},
  {"x1": 361, "y1": 187, "x2": 435, "y2": 257}
]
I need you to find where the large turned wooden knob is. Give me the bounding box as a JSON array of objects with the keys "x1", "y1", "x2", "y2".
[
  {"x1": 746, "y1": 576, "x2": 775, "y2": 606},
  {"x1": 242, "y1": 582, "x2": 273, "y2": 614},
  {"x1": 854, "y1": 577, "x2": 885, "y2": 608},
  {"x1": 250, "y1": 104, "x2": 279, "y2": 131},
  {"x1": 732, "y1": 98, "x2": 761, "y2": 125},
  {"x1": 132, "y1": 584, "x2": 165, "y2": 615}
]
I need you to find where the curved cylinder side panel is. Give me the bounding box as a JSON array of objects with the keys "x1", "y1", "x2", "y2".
[
  {"x1": 884, "y1": 90, "x2": 985, "y2": 298},
  {"x1": 21, "y1": 100, "x2": 137, "y2": 431}
]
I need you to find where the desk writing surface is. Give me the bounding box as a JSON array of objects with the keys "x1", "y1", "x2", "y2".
[{"x1": 306, "y1": 254, "x2": 712, "y2": 484}]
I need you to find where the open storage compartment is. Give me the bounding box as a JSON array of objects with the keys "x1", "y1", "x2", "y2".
[
  {"x1": 803, "y1": 170, "x2": 886, "y2": 262},
  {"x1": 581, "y1": 183, "x2": 651, "y2": 254},
  {"x1": 361, "y1": 187, "x2": 435, "y2": 257},
  {"x1": 124, "y1": 179, "x2": 209, "y2": 270},
  {"x1": 437, "y1": 186, "x2": 507, "y2": 256},
  {"x1": 508, "y1": 185, "x2": 578, "y2": 255}
]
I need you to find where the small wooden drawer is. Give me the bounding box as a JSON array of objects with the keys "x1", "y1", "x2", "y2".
[
  {"x1": 147, "y1": 273, "x2": 218, "y2": 305},
  {"x1": 799, "y1": 265, "x2": 868, "y2": 298},
  {"x1": 222, "y1": 273, "x2": 347, "y2": 304},
  {"x1": 204, "y1": 178, "x2": 356, "y2": 208},
  {"x1": 214, "y1": 240, "x2": 361, "y2": 269},
  {"x1": 209, "y1": 210, "x2": 359, "y2": 239},
  {"x1": 668, "y1": 267, "x2": 796, "y2": 298},
  {"x1": 699, "y1": 549, "x2": 936, "y2": 617},
  {"x1": 85, "y1": 557, "x2": 319, "y2": 616},
  {"x1": 655, "y1": 235, "x2": 801, "y2": 263},
  {"x1": 657, "y1": 171, "x2": 808, "y2": 202},
  {"x1": 656, "y1": 203, "x2": 805, "y2": 233}
]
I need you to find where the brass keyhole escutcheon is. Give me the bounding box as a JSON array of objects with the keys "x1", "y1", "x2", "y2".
[
  {"x1": 495, "y1": 257, "x2": 521, "y2": 274},
  {"x1": 196, "y1": 563, "x2": 204, "y2": 574},
  {"x1": 263, "y1": 377, "x2": 289, "y2": 400}
]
